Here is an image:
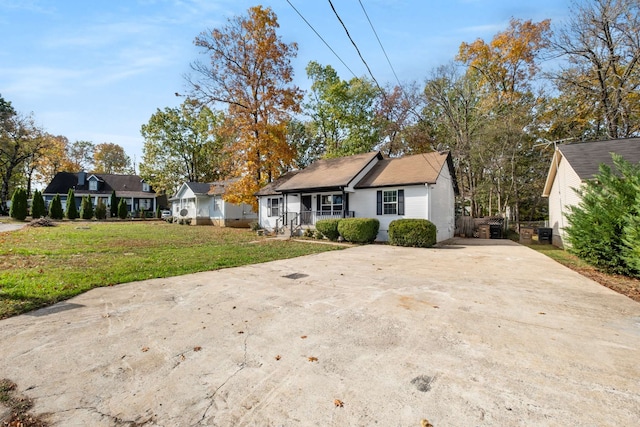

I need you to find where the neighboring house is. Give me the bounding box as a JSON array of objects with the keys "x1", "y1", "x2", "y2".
[
  {"x1": 542, "y1": 138, "x2": 640, "y2": 247},
  {"x1": 43, "y1": 171, "x2": 165, "y2": 214},
  {"x1": 170, "y1": 179, "x2": 257, "y2": 227},
  {"x1": 255, "y1": 150, "x2": 458, "y2": 242}
]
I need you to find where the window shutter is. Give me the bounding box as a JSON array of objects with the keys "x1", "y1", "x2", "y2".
[
  {"x1": 398, "y1": 189, "x2": 405, "y2": 215},
  {"x1": 376, "y1": 190, "x2": 382, "y2": 215},
  {"x1": 316, "y1": 195, "x2": 320, "y2": 212}
]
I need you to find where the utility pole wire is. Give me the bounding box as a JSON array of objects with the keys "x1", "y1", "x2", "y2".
[
  {"x1": 357, "y1": 0, "x2": 403, "y2": 90},
  {"x1": 285, "y1": 0, "x2": 358, "y2": 79},
  {"x1": 327, "y1": 0, "x2": 383, "y2": 93}
]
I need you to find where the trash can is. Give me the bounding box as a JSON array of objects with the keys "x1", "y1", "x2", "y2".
[
  {"x1": 489, "y1": 224, "x2": 503, "y2": 239},
  {"x1": 520, "y1": 227, "x2": 534, "y2": 244},
  {"x1": 538, "y1": 227, "x2": 552, "y2": 244}
]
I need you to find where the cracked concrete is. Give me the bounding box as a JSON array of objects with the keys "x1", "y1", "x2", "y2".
[{"x1": 1, "y1": 239, "x2": 639, "y2": 426}]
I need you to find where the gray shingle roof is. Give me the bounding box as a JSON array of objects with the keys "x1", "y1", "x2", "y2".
[
  {"x1": 43, "y1": 172, "x2": 156, "y2": 198},
  {"x1": 559, "y1": 138, "x2": 640, "y2": 179}
]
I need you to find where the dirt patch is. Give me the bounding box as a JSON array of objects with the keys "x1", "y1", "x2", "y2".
[
  {"x1": 572, "y1": 267, "x2": 640, "y2": 303},
  {"x1": 0, "y1": 379, "x2": 48, "y2": 427}
]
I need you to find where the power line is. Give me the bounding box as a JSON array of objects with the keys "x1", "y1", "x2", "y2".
[
  {"x1": 285, "y1": 0, "x2": 357, "y2": 79},
  {"x1": 327, "y1": 0, "x2": 383, "y2": 92},
  {"x1": 357, "y1": 0, "x2": 403, "y2": 90}
]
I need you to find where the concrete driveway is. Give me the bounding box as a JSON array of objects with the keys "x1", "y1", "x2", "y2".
[{"x1": 1, "y1": 239, "x2": 639, "y2": 426}]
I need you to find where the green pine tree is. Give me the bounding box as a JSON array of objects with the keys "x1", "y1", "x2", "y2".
[
  {"x1": 95, "y1": 199, "x2": 107, "y2": 220},
  {"x1": 9, "y1": 188, "x2": 28, "y2": 220},
  {"x1": 66, "y1": 189, "x2": 78, "y2": 220},
  {"x1": 565, "y1": 154, "x2": 640, "y2": 277},
  {"x1": 117, "y1": 198, "x2": 128, "y2": 219},
  {"x1": 31, "y1": 189, "x2": 45, "y2": 219},
  {"x1": 49, "y1": 194, "x2": 64, "y2": 220},
  {"x1": 109, "y1": 190, "x2": 118, "y2": 218},
  {"x1": 80, "y1": 196, "x2": 94, "y2": 220}
]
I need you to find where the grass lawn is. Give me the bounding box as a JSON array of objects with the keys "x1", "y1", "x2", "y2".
[
  {"x1": 0, "y1": 221, "x2": 344, "y2": 319},
  {"x1": 526, "y1": 242, "x2": 640, "y2": 303}
]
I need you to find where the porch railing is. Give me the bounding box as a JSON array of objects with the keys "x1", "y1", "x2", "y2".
[{"x1": 295, "y1": 210, "x2": 354, "y2": 227}]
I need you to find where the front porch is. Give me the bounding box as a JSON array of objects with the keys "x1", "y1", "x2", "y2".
[{"x1": 275, "y1": 210, "x2": 355, "y2": 236}]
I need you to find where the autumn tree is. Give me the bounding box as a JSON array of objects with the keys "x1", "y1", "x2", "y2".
[
  {"x1": 140, "y1": 100, "x2": 228, "y2": 196},
  {"x1": 187, "y1": 6, "x2": 302, "y2": 207},
  {"x1": 67, "y1": 140, "x2": 95, "y2": 171},
  {"x1": 304, "y1": 61, "x2": 380, "y2": 158},
  {"x1": 93, "y1": 143, "x2": 132, "y2": 174},
  {"x1": 552, "y1": 0, "x2": 640, "y2": 139},
  {"x1": 456, "y1": 18, "x2": 552, "y2": 223},
  {"x1": 424, "y1": 64, "x2": 486, "y2": 217},
  {"x1": 376, "y1": 82, "x2": 433, "y2": 157},
  {"x1": 0, "y1": 96, "x2": 46, "y2": 212},
  {"x1": 33, "y1": 134, "x2": 75, "y2": 188}
]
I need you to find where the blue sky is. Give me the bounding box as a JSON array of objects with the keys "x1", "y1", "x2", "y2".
[{"x1": 0, "y1": 0, "x2": 571, "y2": 169}]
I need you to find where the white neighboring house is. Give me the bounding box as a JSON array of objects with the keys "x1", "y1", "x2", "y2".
[
  {"x1": 255, "y1": 151, "x2": 458, "y2": 242},
  {"x1": 542, "y1": 138, "x2": 640, "y2": 247},
  {"x1": 170, "y1": 180, "x2": 257, "y2": 227}
]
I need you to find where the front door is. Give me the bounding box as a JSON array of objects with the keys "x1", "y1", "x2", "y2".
[{"x1": 301, "y1": 195, "x2": 312, "y2": 225}]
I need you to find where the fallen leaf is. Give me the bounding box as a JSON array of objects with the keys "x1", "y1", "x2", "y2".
[
  {"x1": 141, "y1": 346, "x2": 149, "y2": 352},
  {"x1": 307, "y1": 356, "x2": 318, "y2": 362},
  {"x1": 193, "y1": 346, "x2": 202, "y2": 352},
  {"x1": 421, "y1": 419, "x2": 434, "y2": 427},
  {"x1": 238, "y1": 331, "x2": 244, "y2": 334},
  {"x1": 300, "y1": 335, "x2": 307, "y2": 339},
  {"x1": 275, "y1": 355, "x2": 281, "y2": 360},
  {"x1": 334, "y1": 399, "x2": 344, "y2": 407},
  {"x1": 538, "y1": 312, "x2": 546, "y2": 315},
  {"x1": 432, "y1": 305, "x2": 439, "y2": 309}
]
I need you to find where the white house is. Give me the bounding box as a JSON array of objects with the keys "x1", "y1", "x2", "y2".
[
  {"x1": 170, "y1": 180, "x2": 257, "y2": 227},
  {"x1": 255, "y1": 151, "x2": 458, "y2": 242},
  {"x1": 542, "y1": 138, "x2": 640, "y2": 247}
]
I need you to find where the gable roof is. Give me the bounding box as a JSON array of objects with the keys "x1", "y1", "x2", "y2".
[
  {"x1": 355, "y1": 151, "x2": 453, "y2": 189},
  {"x1": 275, "y1": 151, "x2": 383, "y2": 192},
  {"x1": 185, "y1": 182, "x2": 212, "y2": 195},
  {"x1": 43, "y1": 172, "x2": 155, "y2": 197},
  {"x1": 254, "y1": 171, "x2": 301, "y2": 196},
  {"x1": 542, "y1": 138, "x2": 640, "y2": 196}
]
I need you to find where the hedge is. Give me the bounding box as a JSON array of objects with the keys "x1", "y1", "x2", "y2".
[
  {"x1": 388, "y1": 219, "x2": 437, "y2": 248},
  {"x1": 315, "y1": 219, "x2": 341, "y2": 241},
  {"x1": 337, "y1": 218, "x2": 379, "y2": 244}
]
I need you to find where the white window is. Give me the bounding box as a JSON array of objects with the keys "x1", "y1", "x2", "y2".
[
  {"x1": 267, "y1": 197, "x2": 282, "y2": 217},
  {"x1": 142, "y1": 183, "x2": 150, "y2": 192},
  {"x1": 139, "y1": 199, "x2": 151, "y2": 210},
  {"x1": 89, "y1": 180, "x2": 98, "y2": 191},
  {"x1": 320, "y1": 194, "x2": 343, "y2": 215},
  {"x1": 383, "y1": 190, "x2": 397, "y2": 215}
]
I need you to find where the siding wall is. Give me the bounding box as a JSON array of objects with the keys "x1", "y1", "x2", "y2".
[
  {"x1": 548, "y1": 157, "x2": 582, "y2": 247},
  {"x1": 429, "y1": 164, "x2": 456, "y2": 242},
  {"x1": 349, "y1": 185, "x2": 428, "y2": 241}
]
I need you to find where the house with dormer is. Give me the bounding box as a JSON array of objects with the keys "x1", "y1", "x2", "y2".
[{"x1": 43, "y1": 171, "x2": 165, "y2": 215}]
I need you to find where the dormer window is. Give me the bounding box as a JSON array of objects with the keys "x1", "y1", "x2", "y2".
[
  {"x1": 142, "y1": 183, "x2": 150, "y2": 192},
  {"x1": 89, "y1": 180, "x2": 98, "y2": 191}
]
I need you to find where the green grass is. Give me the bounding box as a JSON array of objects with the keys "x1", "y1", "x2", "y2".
[
  {"x1": 0, "y1": 222, "x2": 344, "y2": 319},
  {"x1": 525, "y1": 242, "x2": 592, "y2": 270}
]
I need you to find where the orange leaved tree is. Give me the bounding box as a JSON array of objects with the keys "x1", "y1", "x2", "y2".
[{"x1": 187, "y1": 6, "x2": 302, "y2": 209}]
